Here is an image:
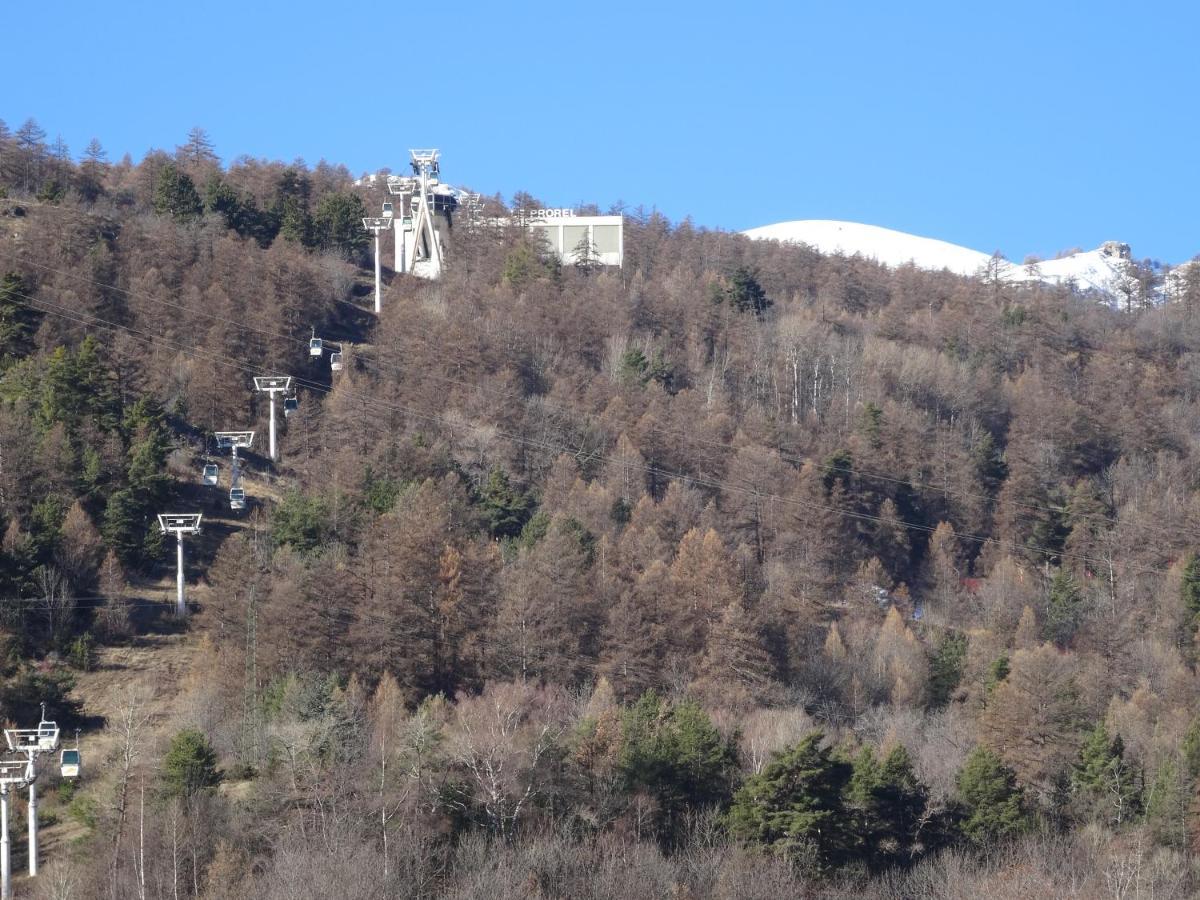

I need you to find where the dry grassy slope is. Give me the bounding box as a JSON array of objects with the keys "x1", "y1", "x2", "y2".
[{"x1": 36, "y1": 454, "x2": 288, "y2": 869}]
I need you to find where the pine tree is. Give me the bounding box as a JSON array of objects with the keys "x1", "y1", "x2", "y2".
[
  {"x1": 273, "y1": 168, "x2": 313, "y2": 246},
  {"x1": 726, "y1": 730, "x2": 853, "y2": 869},
  {"x1": 153, "y1": 162, "x2": 202, "y2": 220},
  {"x1": 479, "y1": 467, "x2": 534, "y2": 539},
  {"x1": 162, "y1": 728, "x2": 222, "y2": 799},
  {"x1": 1044, "y1": 569, "x2": 1085, "y2": 648},
  {"x1": 955, "y1": 747, "x2": 1028, "y2": 845},
  {"x1": 927, "y1": 630, "x2": 967, "y2": 708},
  {"x1": 859, "y1": 401, "x2": 884, "y2": 448},
  {"x1": 874, "y1": 745, "x2": 929, "y2": 859},
  {"x1": 1145, "y1": 759, "x2": 1190, "y2": 849},
  {"x1": 845, "y1": 744, "x2": 931, "y2": 869},
  {"x1": 572, "y1": 230, "x2": 602, "y2": 272},
  {"x1": 312, "y1": 191, "x2": 368, "y2": 257},
  {"x1": 618, "y1": 692, "x2": 737, "y2": 846},
  {"x1": 1071, "y1": 722, "x2": 1138, "y2": 825},
  {"x1": 1181, "y1": 717, "x2": 1200, "y2": 779},
  {"x1": 1181, "y1": 554, "x2": 1200, "y2": 634},
  {"x1": 125, "y1": 399, "x2": 171, "y2": 503},
  {"x1": 101, "y1": 488, "x2": 145, "y2": 566},
  {"x1": 0, "y1": 273, "x2": 40, "y2": 367},
  {"x1": 983, "y1": 653, "x2": 1009, "y2": 694},
  {"x1": 713, "y1": 265, "x2": 771, "y2": 315}
]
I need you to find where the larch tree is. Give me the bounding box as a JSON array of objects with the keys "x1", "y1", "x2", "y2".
[
  {"x1": 666, "y1": 528, "x2": 741, "y2": 658},
  {"x1": 982, "y1": 643, "x2": 1086, "y2": 799},
  {"x1": 872, "y1": 606, "x2": 928, "y2": 707},
  {"x1": 922, "y1": 520, "x2": 962, "y2": 622},
  {"x1": 689, "y1": 598, "x2": 780, "y2": 712}
]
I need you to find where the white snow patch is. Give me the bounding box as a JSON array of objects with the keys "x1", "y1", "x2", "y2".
[
  {"x1": 743, "y1": 220, "x2": 1147, "y2": 307},
  {"x1": 743, "y1": 220, "x2": 994, "y2": 278}
]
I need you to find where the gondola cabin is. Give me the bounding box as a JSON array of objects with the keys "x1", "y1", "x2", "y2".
[
  {"x1": 309, "y1": 337, "x2": 323, "y2": 357},
  {"x1": 283, "y1": 397, "x2": 298, "y2": 417},
  {"x1": 202, "y1": 463, "x2": 219, "y2": 485},
  {"x1": 60, "y1": 749, "x2": 80, "y2": 779},
  {"x1": 330, "y1": 352, "x2": 343, "y2": 372}
]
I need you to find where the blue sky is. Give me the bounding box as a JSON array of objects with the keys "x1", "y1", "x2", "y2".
[{"x1": 5, "y1": 0, "x2": 1198, "y2": 262}]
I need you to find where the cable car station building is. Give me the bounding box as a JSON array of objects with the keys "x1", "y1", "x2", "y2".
[
  {"x1": 372, "y1": 152, "x2": 625, "y2": 279},
  {"x1": 518, "y1": 209, "x2": 624, "y2": 268}
]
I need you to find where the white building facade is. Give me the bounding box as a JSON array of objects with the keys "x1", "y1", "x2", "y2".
[{"x1": 518, "y1": 210, "x2": 624, "y2": 268}]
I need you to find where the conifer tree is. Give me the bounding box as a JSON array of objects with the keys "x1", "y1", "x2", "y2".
[
  {"x1": 1180, "y1": 554, "x2": 1200, "y2": 633},
  {"x1": 873, "y1": 606, "x2": 927, "y2": 706},
  {"x1": 1044, "y1": 569, "x2": 1085, "y2": 647},
  {"x1": 927, "y1": 630, "x2": 967, "y2": 708},
  {"x1": 176, "y1": 126, "x2": 219, "y2": 170},
  {"x1": 1181, "y1": 717, "x2": 1200, "y2": 779},
  {"x1": 273, "y1": 168, "x2": 313, "y2": 246},
  {"x1": 14, "y1": 118, "x2": 46, "y2": 192},
  {"x1": 162, "y1": 728, "x2": 222, "y2": 799},
  {"x1": 619, "y1": 692, "x2": 737, "y2": 845},
  {"x1": 873, "y1": 498, "x2": 911, "y2": 581},
  {"x1": 922, "y1": 520, "x2": 961, "y2": 619},
  {"x1": 599, "y1": 560, "x2": 670, "y2": 700},
  {"x1": 0, "y1": 273, "x2": 40, "y2": 367},
  {"x1": 712, "y1": 265, "x2": 771, "y2": 315},
  {"x1": 727, "y1": 730, "x2": 853, "y2": 869},
  {"x1": 955, "y1": 746, "x2": 1028, "y2": 845},
  {"x1": 312, "y1": 191, "x2": 368, "y2": 257},
  {"x1": 101, "y1": 488, "x2": 145, "y2": 566},
  {"x1": 479, "y1": 468, "x2": 534, "y2": 539},
  {"x1": 982, "y1": 644, "x2": 1083, "y2": 794},
  {"x1": 1071, "y1": 722, "x2": 1138, "y2": 825},
  {"x1": 153, "y1": 162, "x2": 202, "y2": 220},
  {"x1": 78, "y1": 138, "x2": 108, "y2": 201},
  {"x1": 1144, "y1": 758, "x2": 1190, "y2": 849},
  {"x1": 874, "y1": 745, "x2": 929, "y2": 857},
  {"x1": 689, "y1": 599, "x2": 779, "y2": 711}
]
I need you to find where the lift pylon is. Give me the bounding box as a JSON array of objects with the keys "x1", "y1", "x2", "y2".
[
  {"x1": 157, "y1": 514, "x2": 202, "y2": 616},
  {"x1": 252, "y1": 377, "x2": 292, "y2": 462}
]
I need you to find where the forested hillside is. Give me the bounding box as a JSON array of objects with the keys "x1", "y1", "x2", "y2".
[{"x1": 1, "y1": 120, "x2": 1200, "y2": 898}]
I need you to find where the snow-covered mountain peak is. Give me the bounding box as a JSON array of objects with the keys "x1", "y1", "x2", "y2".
[{"x1": 742, "y1": 219, "x2": 1147, "y2": 307}]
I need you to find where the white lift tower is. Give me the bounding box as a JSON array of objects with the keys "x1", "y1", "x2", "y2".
[
  {"x1": 2, "y1": 705, "x2": 62, "y2": 897},
  {"x1": 253, "y1": 376, "x2": 293, "y2": 462},
  {"x1": 362, "y1": 215, "x2": 392, "y2": 314},
  {"x1": 386, "y1": 176, "x2": 418, "y2": 273},
  {"x1": 157, "y1": 513, "x2": 202, "y2": 616},
  {"x1": 0, "y1": 760, "x2": 28, "y2": 900},
  {"x1": 406, "y1": 149, "x2": 444, "y2": 280},
  {"x1": 215, "y1": 431, "x2": 255, "y2": 510}
]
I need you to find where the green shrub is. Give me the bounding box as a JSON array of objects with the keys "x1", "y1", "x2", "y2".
[
  {"x1": 69, "y1": 633, "x2": 97, "y2": 671},
  {"x1": 68, "y1": 794, "x2": 99, "y2": 830}
]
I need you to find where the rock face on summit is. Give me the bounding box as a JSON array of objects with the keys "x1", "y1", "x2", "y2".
[{"x1": 743, "y1": 220, "x2": 1154, "y2": 308}]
